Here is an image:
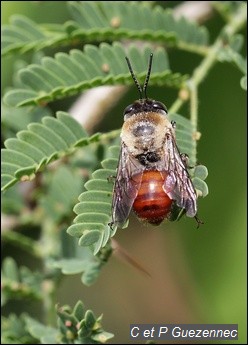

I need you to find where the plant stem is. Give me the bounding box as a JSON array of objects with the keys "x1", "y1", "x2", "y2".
[
  {"x1": 100, "y1": 128, "x2": 121, "y2": 141},
  {"x1": 189, "y1": 82, "x2": 198, "y2": 165},
  {"x1": 2, "y1": 230, "x2": 43, "y2": 258},
  {"x1": 189, "y1": 2, "x2": 246, "y2": 129},
  {"x1": 172, "y1": 2, "x2": 247, "y2": 128},
  {"x1": 169, "y1": 97, "x2": 184, "y2": 114},
  {"x1": 40, "y1": 220, "x2": 62, "y2": 325},
  {"x1": 192, "y1": 2, "x2": 246, "y2": 88},
  {"x1": 168, "y1": 3, "x2": 246, "y2": 166},
  {"x1": 177, "y1": 41, "x2": 210, "y2": 56}
]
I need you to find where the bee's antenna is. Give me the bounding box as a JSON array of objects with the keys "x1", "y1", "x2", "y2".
[
  {"x1": 125, "y1": 56, "x2": 143, "y2": 100},
  {"x1": 143, "y1": 53, "x2": 153, "y2": 99}
]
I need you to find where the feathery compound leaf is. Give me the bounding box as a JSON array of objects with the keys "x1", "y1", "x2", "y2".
[
  {"x1": 67, "y1": 114, "x2": 208, "y2": 254},
  {"x1": 1, "y1": 15, "x2": 47, "y2": 56},
  {"x1": 2, "y1": 2, "x2": 209, "y2": 57},
  {"x1": 3, "y1": 43, "x2": 188, "y2": 107},
  {"x1": 1, "y1": 112, "x2": 90, "y2": 192},
  {"x1": 67, "y1": 146, "x2": 119, "y2": 255},
  {"x1": 68, "y1": 1, "x2": 209, "y2": 46}
]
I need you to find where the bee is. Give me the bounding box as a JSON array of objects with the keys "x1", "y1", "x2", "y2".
[{"x1": 111, "y1": 53, "x2": 202, "y2": 228}]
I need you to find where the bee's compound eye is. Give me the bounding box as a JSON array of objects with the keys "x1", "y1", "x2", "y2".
[
  {"x1": 123, "y1": 104, "x2": 135, "y2": 116},
  {"x1": 152, "y1": 101, "x2": 168, "y2": 113}
]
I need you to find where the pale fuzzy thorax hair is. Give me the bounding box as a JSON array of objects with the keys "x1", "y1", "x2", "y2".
[{"x1": 121, "y1": 112, "x2": 173, "y2": 156}]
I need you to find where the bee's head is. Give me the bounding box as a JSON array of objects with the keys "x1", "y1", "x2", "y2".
[
  {"x1": 124, "y1": 99, "x2": 167, "y2": 120},
  {"x1": 124, "y1": 53, "x2": 168, "y2": 120}
]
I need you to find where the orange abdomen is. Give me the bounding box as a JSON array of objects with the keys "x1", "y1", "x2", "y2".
[{"x1": 133, "y1": 170, "x2": 172, "y2": 225}]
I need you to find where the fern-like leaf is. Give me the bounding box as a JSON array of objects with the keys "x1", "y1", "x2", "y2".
[
  {"x1": 2, "y1": 2, "x2": 209, "y2": 57},
  {"x1": 67, "y1": 1, "x2": 209, "y2": 46},
  {"x1": 67, "y1": 113, "x2": 209, "y2": 254},
  {"x1": 1, "y1": 15, "x2": 47, "y2": 56},
  {"x1": 1, "y1": 112, "x2": 96, "y2": 192},
  {"x1": 67, "y1": 145, "x2": 119, "y2": 256},
  {"x1": 3, "y1": 43, "x2": 188, "y2": 107}
]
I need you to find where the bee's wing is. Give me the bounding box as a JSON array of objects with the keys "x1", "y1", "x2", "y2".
[
  {"x1": 111, "y1": 143, "x2": 144, "y2": 228},
  {"x1": 162, "y1": 129, "x2": 197, "y2": 217}
]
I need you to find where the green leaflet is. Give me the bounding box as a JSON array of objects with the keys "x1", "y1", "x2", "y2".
[
  {"x1": 3, "y1": 43, "x2": 188, "y2": 107},
  {"x1": 53, "y1": 242, "x2": 113, "y2": 286},
  {"x1": 1, "y1": 257, "x2": 43, "y2": 306}
]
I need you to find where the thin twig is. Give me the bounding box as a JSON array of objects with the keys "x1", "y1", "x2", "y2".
[{"x1": 170, "y1": 2, "x2": 246, "y2": 134}]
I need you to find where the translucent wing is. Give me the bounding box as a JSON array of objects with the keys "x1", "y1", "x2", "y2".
[
  {"x1": 162, "y1": 129, "x2": 197, "y2": 217},
  {"x1": 111, "y1": 143, "x2": 145, "y2": 228}
]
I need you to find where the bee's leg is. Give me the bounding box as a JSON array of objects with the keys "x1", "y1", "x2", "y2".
[
  {"x1": 108, "y1": 221, "x2": 115, "y2": 230},
  {"x1": 194, "y1": 215, "x2": 204, "y2": 229},
  {"x1": 180, "y1": 153, "x2": 190, "y2": 167},
  {"x1": 180, "y1": 153, "x2": 195, "y2": 169},
  {"x1": 107, "y1": 175, "x2": 116, "y2": 183},
  {"x1": 171, "y1": 120, "x2": 176, "y2": 128}
]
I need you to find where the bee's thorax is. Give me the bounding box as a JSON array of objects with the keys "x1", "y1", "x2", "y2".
[{"x1": 121, "y1": 112, "x2": 172, "y2": 156}]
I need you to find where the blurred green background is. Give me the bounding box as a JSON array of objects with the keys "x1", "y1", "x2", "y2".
[{"x1": 1, "y1": 1, "x2": 246, "y2": 344}]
